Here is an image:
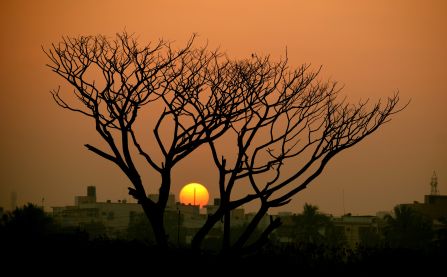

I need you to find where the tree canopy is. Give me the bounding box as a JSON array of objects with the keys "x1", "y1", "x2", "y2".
[{"x1": 45, "y1": 31, "x2": 405, "y2": 251}]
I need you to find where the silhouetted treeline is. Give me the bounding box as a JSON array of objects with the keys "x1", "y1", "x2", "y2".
[{"x1": 1, "y1": 204, "x2": 446, "y2": 274}]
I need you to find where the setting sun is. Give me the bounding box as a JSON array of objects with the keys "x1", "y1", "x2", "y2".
[{"x1": 179, "y1": 182, "x2": 209, "y2": 208}]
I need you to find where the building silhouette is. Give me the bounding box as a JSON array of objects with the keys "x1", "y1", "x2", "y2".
[
  {"x1": 51, "y1": 186, "x2": 269, "y2": 243},
  {"x1": 398, "y1": 172, "x2": 447, "y2": 229},
  {"x1": 52, "y1": 176, "x2": 447, "y2": 247},
  {"x1": 52, "y1": 186, "x2": 142, "y2": 238},
  {"x1": 332, "y1": 215, "x2": 380, "y2": 248},
  {"x1": 400, "y1": 195, "x2": 447, "y2": 221}
]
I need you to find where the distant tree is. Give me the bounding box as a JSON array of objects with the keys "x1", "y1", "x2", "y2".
[
  {"x1": 293, "y1": 204, "x2": 331, "y2": 245},
  {"x1": 271, "y1": 203, "x2": 345, "y2": 247},
  {"x1": 191, "y1": 54, "x2": 405, "y2": 252},
  {"x1": 0, "y1": 203, "x2": 56, "y2": 241},
  {"x1": 384, "y1": 205, "x2": 433, "y2": 249}
]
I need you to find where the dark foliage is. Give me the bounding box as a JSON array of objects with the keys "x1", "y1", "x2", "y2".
[
  {"x1": 383, "y1": 205, "x2": 434, "y2": 249},
  {"x1": 2, "y1": 204, "x2": 446, "y2": 275}
]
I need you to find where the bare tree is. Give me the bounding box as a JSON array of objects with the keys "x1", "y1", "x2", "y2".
[
  {"x1": 44, "y1": 32, "x2": 250, "y2": 247},
  {"x1": 45, "y1": 32, "x2": 405, "y2": 251},
  {"x1": 191, "y1": 54, "x2": 405, "y2": 253}
]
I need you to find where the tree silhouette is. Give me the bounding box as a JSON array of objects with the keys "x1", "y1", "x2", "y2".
[
  {"x1": 384, "y1": 205, "x2": 433, "y2": 249},
  {"x1": 45, "y1": 32, "x2": 405, "y2": 251},
  {"x1": 293, "y1": 204, "x2": 331, "y2": 245},
  {"x1": 44, "y1": 32, "x2": 250, "y2": 247},
  {"x1": 191, "y1": 54, "x2": 405, "y2": 252},
  {"x1": 0, "y1": 203, "x2": 56, "y2": 242}
]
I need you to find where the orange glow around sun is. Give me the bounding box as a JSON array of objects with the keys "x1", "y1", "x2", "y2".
[{"x1": 179, "y1": 182, "x2": 209, "y2": 208}]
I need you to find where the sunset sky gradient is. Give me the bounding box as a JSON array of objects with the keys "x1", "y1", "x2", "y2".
[{"x1": 1, "y1": 0, "x2": 446, "y2": 216}]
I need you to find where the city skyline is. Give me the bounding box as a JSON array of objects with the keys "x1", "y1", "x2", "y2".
[
  {"x1": 4, "y1": 173, "x2": 442, "y2": 217},
  {"x1": 1, "y1": 0, "x2": 446, "y2": 217}
]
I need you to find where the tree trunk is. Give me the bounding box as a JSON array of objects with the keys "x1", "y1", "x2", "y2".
[
  {"x1": 232, "y1": 205, "x2": 268, "y2": 250},
  {"x1": 222, "y1": 210, "x2": 231, "y2": 251},
  {"x1": 128, "y1": 173, "x2": 169, "y2": 248},
  {"x1": 191, "y1": 209, "x2": 223, "y2": 250},
  {"x1": 240, "y1": 215, "x2": 282, "y2": 254},
  {"x1": 140, "y1": 199, "x2": 168, "y2": 248}
]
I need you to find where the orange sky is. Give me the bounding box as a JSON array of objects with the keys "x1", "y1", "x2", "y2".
[{"x1": 1, "y1": 0, "x2": 446, "y2": 215}]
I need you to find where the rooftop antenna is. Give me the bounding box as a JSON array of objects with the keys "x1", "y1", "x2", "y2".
[
  {"x1": 194, "y1": 187, "x2": 196, "y2": 206},
  {"x1": 430, "y1": 171, "x2": 439, "y2": 195}
]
